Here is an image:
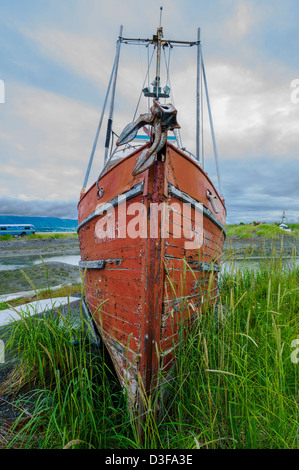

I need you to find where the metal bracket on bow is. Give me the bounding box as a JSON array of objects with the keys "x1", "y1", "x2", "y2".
[
  {"x1": 207, "y1": 190, "x2": 219, "y2": 214},
  {"x1": 116, "y1": 100, "x2": 180, "y2": 175}
]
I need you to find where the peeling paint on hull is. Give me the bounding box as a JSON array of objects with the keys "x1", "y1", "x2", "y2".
[{"x1": 78, "y1": 143, "x2": 226, "y2": 407}]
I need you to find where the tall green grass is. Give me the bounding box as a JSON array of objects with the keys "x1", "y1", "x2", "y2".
[
  {"x1": 27, "y1": 233, "x2": 77, "y2": 240},
  {"x1": 226, "y1": 223, "x2": 299, "y2": 239},
  {"x1": 0, "y1": 234, "x2": 12, "y2": 241},
  {"x1": 0, "y1": 233, "x2": 77, "y2": 241},
  {"x1": 162, "y1": 255, "x2": 298, "y2": 448},
  {"x1": 1, "y1": 300, "x2": 134, "y2": 449},
  {"x1": 1, "y1": 251, "x2": 298, "y2": 449}
]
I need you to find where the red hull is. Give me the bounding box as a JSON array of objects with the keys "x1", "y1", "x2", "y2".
[{"x1": 78, "y1": 143, "x2": 226, "y2": 404}]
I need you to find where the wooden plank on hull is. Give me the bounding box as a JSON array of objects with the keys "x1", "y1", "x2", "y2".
[{"x1": 141, "y1": 158, "x2": 167, "y2": 397}]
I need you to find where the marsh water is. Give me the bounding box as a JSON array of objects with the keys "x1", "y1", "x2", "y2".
[
  {"x1": 222, "y1": 256, "x2": 299, "y2": 273},
  {"x1": 0, "y1": 253, "x2": 298, "y2": 273},
  {"x1": 0, "y1": 254, "x2": 81, "y2": 271}
]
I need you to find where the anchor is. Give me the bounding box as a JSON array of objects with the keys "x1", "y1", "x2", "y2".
[{"x1": 116, "y1": 100, "x2": 180, "y2": 176}]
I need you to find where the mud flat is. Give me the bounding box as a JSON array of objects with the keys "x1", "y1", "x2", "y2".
[
  {"x1": 0, "y1": 237, "x2": 81, "y2": 296},
  {"x1": 0, "y1": 262, "x2": 81, "y2": 296},
  {"x1": 0, "y1": 237, "x2": 80, "y2": 259}
]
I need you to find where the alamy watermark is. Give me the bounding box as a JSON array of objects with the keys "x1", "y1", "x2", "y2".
[
  {"x1": 291, "y1": 339, "x2": 299, "y2": 364},
  {"x1": 0, "y1": 339, "x2": 5, "y2": 364},
  {"x1": 94, "y1": 198, "x2": 204, "y2": 250},
  {"x1": 290, "y1": 79, "x2": 299, "y2": 104},
  {"x1": 0, "y1": 79, "x2": 5, "y2": 104}
]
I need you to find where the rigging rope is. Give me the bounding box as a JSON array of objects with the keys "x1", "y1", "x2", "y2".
[
  {"x1": 163, "y1": 45, "x2": 171, "y2": 90},
  {"x1": 201, "y1": 51, "x2": 223, "y2": 196},
  {"x1": 162, "y1": 46, "x2": 183, "y2": 149},
  {"x1": 201, "y1": 59, "x2": 204, "y2": 168},
  {"x1": 132, "y1": 45, "x2": 156, "y2": 121}
]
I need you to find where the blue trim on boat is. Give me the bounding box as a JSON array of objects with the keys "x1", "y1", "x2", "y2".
[{"x1": 134, "y1": 135, "x2": 176, "y2": 141}]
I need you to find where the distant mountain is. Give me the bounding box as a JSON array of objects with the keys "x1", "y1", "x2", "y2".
[{"x1": 0, "y1": 215, "x2": 77, "y2": 232}]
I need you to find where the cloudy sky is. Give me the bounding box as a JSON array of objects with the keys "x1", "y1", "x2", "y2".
[{"x1": 0, "y1": 0, "x2": 298, "y2": 223}]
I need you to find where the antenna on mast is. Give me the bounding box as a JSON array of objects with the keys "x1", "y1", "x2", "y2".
[
  {"x1": 142, "y1": 6, "x2": 170, "y2": 99},
  {"x1": 159, "y1": 6, "x2": 163, "y2": 27}
]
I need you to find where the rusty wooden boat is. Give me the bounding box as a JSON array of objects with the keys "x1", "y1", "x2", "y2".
[{"x1": 78, "y1": 19, "x2": 226, "y2": 407}]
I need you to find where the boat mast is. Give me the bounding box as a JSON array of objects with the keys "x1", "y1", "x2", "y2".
[
  {"x1": 80, "y1": 25, "x2": 123, "y2": 198},
  {"x1": 201, "y1": 53, "x2": 223, "y2": 197},
  {"x1": 81, "y1": 16, "x2": 224, "y2": 197},
  {"x1": 104, "y1": 25, "x2": 123, "y2": 163},
  {"x1": 196, "y1": 27, "x2": 201, "y2": 164},
  {"x1": 155, "y1": 7, "x2": 163, "y2": 100}
]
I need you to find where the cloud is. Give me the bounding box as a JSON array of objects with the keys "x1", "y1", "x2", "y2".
[
  {"x1": 20, "y1": 24, "x2": 154, "y2": 109},
  {"x1": 170, "y1": 59, "x2": 299, "y2": 161},
  {"x1": 15, "y1": 4, "x2": 299, "y2": 165},
  {"x1": 222, "y1": 158, "x2": 299, "y2": 223},
  {"x1": 226, "y1": 1, "x2": 256, "y2": 38},
  {"x1": 1, "y1": 0, "x2": 298, "y2": 225},
  {"x1": 22, "y1": 27, "x2": 114, "y2": 89},
  {"x1": 0, "y1": 197, "x2": 77, "y2": 219},
  {"x1": 0, "y1": 82, "x2": 103, "y2": 200}
]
